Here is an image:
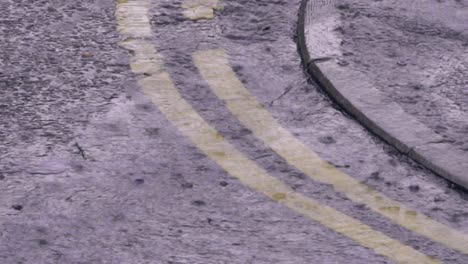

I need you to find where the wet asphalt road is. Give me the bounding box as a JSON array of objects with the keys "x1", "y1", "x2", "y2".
[
  {"x1": 338, "y1": 0, "x2": 468, "y2": 153},
  {"x1": 0, "y1": 0, "x2": 468, "y2": 263}
]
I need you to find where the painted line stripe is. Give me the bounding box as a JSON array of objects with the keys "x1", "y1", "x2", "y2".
[
  {"x1": 193, "y1": 48, "x2": 468, "y2": 255},
  {"x1": 116, "y1": 1, "x2": 439, "y2": 263},
  {"x1": 132, "y1": 44, "x2": 438, "y2": 264},
  {"x1": 182, "y1": 0, "x2": 221, "y2": 20},
  {"x1": 116, "y1": 0, "x2": 152, "y2": 38}
]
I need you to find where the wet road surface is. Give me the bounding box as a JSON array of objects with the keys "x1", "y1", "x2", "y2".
[
  {"x1": 1, "y1": 0, "x2": 468, "y2": 263},
  {"x1": 337, "y1": 0, "x2": 468, "y2": 153}
]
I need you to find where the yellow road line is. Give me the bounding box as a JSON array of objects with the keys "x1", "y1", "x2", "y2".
[
  {"x1": 115, "y1": 1, "x2": 440, "y2": 263},
  {"x1": 116, "y1": 0, "x2": 152, "y2": 38},
  {"x1": 193, "y1": 48, "x2": 468, "y2": 256},
  {"x1": 181, "y1": 0, "x2": 221, "y2": 20},
  {"x1": 129, "y1": 42, "x2": 438, "y2": 264}
]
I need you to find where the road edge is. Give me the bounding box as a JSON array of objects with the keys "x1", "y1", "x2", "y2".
[{"x1": 297, "y1": 0, "x2": 468, "y2": 190}]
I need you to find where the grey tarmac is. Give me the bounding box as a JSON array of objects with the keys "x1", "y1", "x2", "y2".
[
  {"x1": 0, "y1": 0, "x2": 467, "y2": 263},
  {"x1": 298, "y1": 0, "x2": 468, "y2": 189}
]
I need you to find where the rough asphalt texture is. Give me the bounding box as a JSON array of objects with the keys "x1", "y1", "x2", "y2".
[
  {"x1": 300, "y1": 0, "x2": 468, "y2": 189},
  {"x1": 338, "y1": 0, "x2": 468, "y2": 152},
  {"x1": 0, "y1": 0, "x2": 467, "y2": 263}
]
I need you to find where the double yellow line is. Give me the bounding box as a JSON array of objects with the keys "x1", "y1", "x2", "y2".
[
  {"x1": 192, "y1": 49, "x2": 468, "y2": 255},
  {"x1": 116, "y1": 1, "x2": 468, "y2": 263}
]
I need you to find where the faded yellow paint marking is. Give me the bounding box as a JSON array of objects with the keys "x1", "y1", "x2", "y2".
[
  {"x1": 182, "y1": 0, "x2": 221, "y2": 20},
  {"x1": 116, "y1": 1, "x2": 439, "y2": 263},
  {"x1": 135, "y1": 48, "x2": 438, "y2": 264},
  {"x1": 193, "y1": 48, "x2": 468, "y2": 256},
  {"x1": 116, "y1": 0, "x2": 152, "y2": 38}
]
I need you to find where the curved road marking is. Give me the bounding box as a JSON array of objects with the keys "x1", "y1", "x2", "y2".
[
  {"x1": 193, "y1": 48, "x2": 468, "y2": 255},
  {"x1": 116, "y1": 1, "x2": 440, "y2": 263}
]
